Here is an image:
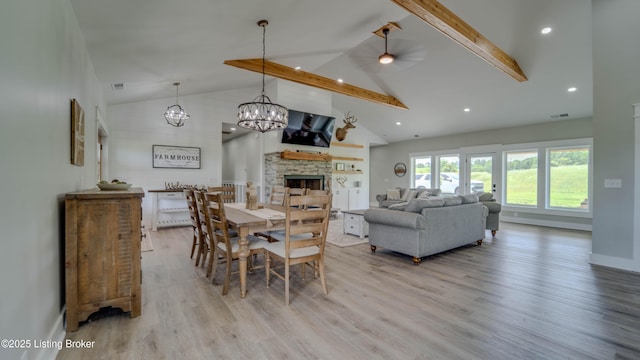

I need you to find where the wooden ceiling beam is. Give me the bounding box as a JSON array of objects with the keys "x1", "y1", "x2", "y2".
[
  {"x1": 391, "y1": 0, "x2": 528, "y2": 82},
  {"x1": 224, "y1": 58, "x2": 408, "y2": 110}
]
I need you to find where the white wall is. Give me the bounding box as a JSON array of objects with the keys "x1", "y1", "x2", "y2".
[
  {"x1": 108, "y1": 89, "x2": 253, "y2": 228},
  {"x1": 0, "y1": 0, "x2": 105, "y2": 358},
  {"x1": 590, "y1": 0, "x2": 640, "y2": 272}
]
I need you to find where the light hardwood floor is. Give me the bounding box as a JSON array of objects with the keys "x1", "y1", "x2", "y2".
[{"x1": 57, "y1": 222, "x2": 640, "y2": 360}]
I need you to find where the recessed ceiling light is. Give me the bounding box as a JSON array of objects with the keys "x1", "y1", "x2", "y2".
[
  {"x1": 337, "y1": 78, "x2": 344, "y2": 84},
  {"x1": 541, "y1": 27, "x2": 552, "y2": 34},
  {"x1": 294, "y1": 66, "x2": 301, "y2": 70},
  {"x1": 230, "y1": 127, "x2": 236, "y2": 131},
  {"x1": 567, "y1": 87, "x2": 577, "y2": 92},
  {"x1": 396, "y1": 121, "x2": 401, "y2": 126},
  {"x1": 464, "y1": 108, "x2": 471, "y2": 112}
]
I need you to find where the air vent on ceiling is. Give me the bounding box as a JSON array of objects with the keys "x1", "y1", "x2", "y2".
[
  {"x1": 111, "y1": 83, "x2": 125, "y2": 91},
  {"x1": 222, "y1": 131, "x2": 232, "y2": 135},
  {"x1": 550, "y1": 113, "x2": 569, "y2": 119}
]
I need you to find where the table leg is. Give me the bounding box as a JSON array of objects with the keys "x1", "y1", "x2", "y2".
[{"x1": 238, "y1": 226, "x2": 250, "y2": 298}]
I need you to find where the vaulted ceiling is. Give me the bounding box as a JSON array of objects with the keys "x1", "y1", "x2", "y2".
[{"x1": 70, "y1": 0, "x2": 592, "y2": 144}]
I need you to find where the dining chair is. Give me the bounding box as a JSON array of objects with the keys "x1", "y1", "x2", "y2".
[
  {"x1": 254, "y1": 185, "x2": 291, "y2": 242},
  {"x1": 288, "y1": 187, "x2": 308, "y2": 196},
  {"x1": 207, "y1": 186, "x2": 236, "y2": 203},
  {"x1": 206, "y1": 192, "x2": 269, "y2": 295},
  {"x1": 264, "y1": 193, "x2": 332, "y2": 305},
  {"x1": 269, "y1": 185, "x2": 289, "y2": 205},
  {"x1": 193, "y1": 190, "x2": 212, "y2": 269},
  {"x1": 183, "y1": 189, "x2": 203, "y2": 260}
]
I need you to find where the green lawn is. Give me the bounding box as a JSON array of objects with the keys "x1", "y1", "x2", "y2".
[
  {"x1": 419, "y1": 165, "x2": 588, "y2": 209},
  {"x1": 503, "y1": 164, "x2": 588, "y2": 208}
]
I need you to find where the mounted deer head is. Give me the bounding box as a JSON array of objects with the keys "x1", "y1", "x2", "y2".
[{"x1": 335, "y1": 112, "x2": 357, "y2": 142}]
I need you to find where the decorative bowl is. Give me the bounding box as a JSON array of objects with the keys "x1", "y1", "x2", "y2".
[{"x1": 97, "y1": 183, "x2": 132, "y2": 191}]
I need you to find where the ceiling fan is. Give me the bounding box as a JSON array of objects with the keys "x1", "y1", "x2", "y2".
[{"x1": 348, "y1": 22, "x2": 426, "y2": 73}]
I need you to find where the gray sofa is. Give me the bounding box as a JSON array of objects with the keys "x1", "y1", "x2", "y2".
[{"x1": 364, "y1": 194, "x2": 488, "y2": 265}]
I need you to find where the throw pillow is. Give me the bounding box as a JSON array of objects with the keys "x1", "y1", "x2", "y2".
[
  {"x1": 404, "y1": 198, "x2": 445, "y2": 213},
  {"x1": 443, "y1": 196, "x2": 463, "y2": 206},
  {"x1": 386, "y1": 189, "x2": 401, "y2": 201},
  {"x1": 459, "y1": 193, "x2": 479, "y2": 204},
  {"x1": 476, "y1": 192, "x2": 494, "y2": 201},
  {"x1": 401, "y1": 189, "x2": 418, "y2": 202}
]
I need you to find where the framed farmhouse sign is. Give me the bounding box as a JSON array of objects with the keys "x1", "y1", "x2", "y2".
[{"x1": 152, "y1": 145, "x2": 201, "y2": 169}]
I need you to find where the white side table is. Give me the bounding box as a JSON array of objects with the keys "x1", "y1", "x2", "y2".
[{"x1": 342, "y1": 209, "x2": 369, "y2": 239}]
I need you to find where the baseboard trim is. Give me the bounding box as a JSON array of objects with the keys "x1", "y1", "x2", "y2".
[
  {"x1": 33, "y1": 307, "x2": 66, "y2": 360},
  {"x1": 501, "y1": 216, "x2": 592, "y2": 231},
  {"x1": 590, "y1": 253, "x2": 640, "y2": 273}
]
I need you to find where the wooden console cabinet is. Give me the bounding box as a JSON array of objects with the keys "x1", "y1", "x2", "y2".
[{"x1": 64, "y1": 188, "x2": 144, "y2": 331}]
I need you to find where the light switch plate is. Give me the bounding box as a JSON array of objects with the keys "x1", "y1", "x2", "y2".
[{"x1": 604, "y1": 179, "x2": 622, "y2": 188}]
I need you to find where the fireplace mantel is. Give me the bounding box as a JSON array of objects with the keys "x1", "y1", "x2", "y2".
[{"x1": 281, "y1": 150, "x2": 331, "y2": 162}]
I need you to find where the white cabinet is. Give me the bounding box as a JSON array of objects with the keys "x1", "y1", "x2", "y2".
[
  {"x1": 332, "y1": 188, "x2": 349, "y2": 211},
  {"x1": 332, "y1": 187, "x2": 368, "y2": 211},
  {"x1": 149, "y1": 190, "x2": 191, "y2": 231},
  {"x1": 342, "y1": 209, "x2": 369, "y2": 238},
  {"x1": 348, "y1": 187, "x2": 367, "y2": 210}
]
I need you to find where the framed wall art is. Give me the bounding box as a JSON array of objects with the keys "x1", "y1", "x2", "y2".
[
  {"x1": 152, "y1": 145, "x2": 201, "y2": 169},
  {"x1": 71, "y1": 99, "x2": 85, "y2": 166},
  {"x1": 393, "y1": 162, "x2": 407, "y2": 177}
]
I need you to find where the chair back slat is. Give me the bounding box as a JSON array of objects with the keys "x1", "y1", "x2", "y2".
[
  {"x1": 207, "y1": 186, "x2": 236, "y2": 203},
  {"x1": 205, "y1": 192, "x2": 232, "y2": 254},
  {"x1": 283, "y1": 193, "x2": 332, "y2": 256}
]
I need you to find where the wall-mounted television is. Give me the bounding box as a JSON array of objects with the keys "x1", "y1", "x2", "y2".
[{"x1": 281, "y1": 109, "x2": 335, "y2": 148}]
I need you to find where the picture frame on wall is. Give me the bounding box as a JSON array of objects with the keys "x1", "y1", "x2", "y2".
[
  {"x1": 70, "y1": 99, "x2": 85, "y2": 166},
  {"x1": 152, "y1": 145, "x2": 201, "y2": 169}
]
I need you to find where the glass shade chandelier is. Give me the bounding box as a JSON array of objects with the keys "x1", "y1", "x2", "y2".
[
  {"x1": 237, "y1": 20, "x2": 288, "y2": 133},
  {"x1": 165, "y1": 82, "x2": 190, "y2": 127}
]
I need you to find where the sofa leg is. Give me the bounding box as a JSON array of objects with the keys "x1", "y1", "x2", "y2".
[
  {"x1": 477, "y1": 239, "x2": 483, "y2": 246},
  {"x1": 491, "y1": 230, "x2": 497, "y2": 237},
  {"x1": 412, "y1": 257, "x2": 422, "y2": 265},
  {"x1": 370, "y1": 245, "x2": 377, "y2": 253}
]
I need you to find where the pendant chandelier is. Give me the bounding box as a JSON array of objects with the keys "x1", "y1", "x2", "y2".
[
  {"x1": 165, "y1": 82, "x2": 190, "y2": 127},
  {"x1": 236, "y1": 20, "x2": 288, "y2": 133}
]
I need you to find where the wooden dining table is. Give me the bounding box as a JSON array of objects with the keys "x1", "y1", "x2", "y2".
[{"x1": 223, "y1": 203, "x2": 286, "y2": 298}]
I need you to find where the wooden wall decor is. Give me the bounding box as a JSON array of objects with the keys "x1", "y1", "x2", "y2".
[{"x1": 71, "y1": 99, "x2": 85, "y2": 166}]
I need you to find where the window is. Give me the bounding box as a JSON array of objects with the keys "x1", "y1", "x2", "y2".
[
  {"x1": 437, "y1": 155, "x2": 460, "y2": 194},
  {"x1": 413, "y1": 157, "x2": 432, "y2": 188},
  {"x1": 548, "y1": 147, "x2": 589, "y2": 210},
  {"x1": 505, "y1": 150, "x2": 538, "y2": 206}
]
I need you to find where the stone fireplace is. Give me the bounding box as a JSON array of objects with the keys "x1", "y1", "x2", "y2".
[{"x1": 264, "y1": 152, "x2": 332, "y2": 200}]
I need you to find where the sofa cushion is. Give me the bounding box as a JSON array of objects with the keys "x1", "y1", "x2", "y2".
[
  {"x1": 386, "y1": 189, "x2": 401, "y2": 201},
  {"x1": 417, "y1": 188, "x2": 442, "y2": 198},
  {"x1": 459, "y1": 193, "x2": 479, "y2": 204},
  {"x1": 404, "y1": 198, "x2": 445, "y2": 212},
  {"x1": 401, "y1": 189, "x2": 419, "y2": 202},
  {"x1": 442, "y1": 196, "x2": 463, "y2": 206},
  {"x1": 388, "y1": 202, "x2": 409, "y2": 211}
]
